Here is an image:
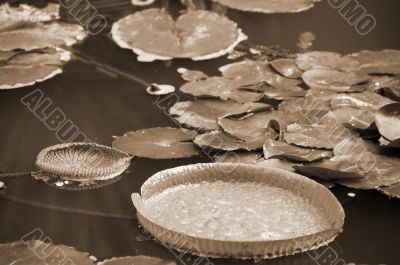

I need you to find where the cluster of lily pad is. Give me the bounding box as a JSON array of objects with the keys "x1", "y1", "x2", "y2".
[
  {"x1": 0, "y1": 3, "x2": 87, "y2": 89},
  {"x1": 114, "y1": 49, "x2": 400, "y2": 199}
]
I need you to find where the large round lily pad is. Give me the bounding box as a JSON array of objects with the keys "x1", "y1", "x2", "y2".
[{"x1": 111, "y1": 8, "x2": 247, "y2": 62}]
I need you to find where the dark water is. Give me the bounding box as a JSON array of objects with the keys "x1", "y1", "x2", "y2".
[{"x1": 0, "y1": 0, "x2": 399, "y2": 264}]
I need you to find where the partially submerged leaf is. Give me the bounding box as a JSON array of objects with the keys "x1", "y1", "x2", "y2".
[
  {"x1": 379, "y1": 183, "x2": 400, "y2": 199},
  {"x1": 212, "y1": 0, "x2": 319, "y2": 13},
  {"x1": 367, "y1": 76, "x2": 400, "y2": 101},
  {"x1": 263, "y1": 139, "x2": 333, "y2": 162},
  {"x1": 375, "y1": 103, "x2": 400, "y2": 141},
  {"x1": 179, "y1": 76, "x2": 263, "y2": 103},
  {"x1": 329, "y1": 108, "x2": 376, "y2": 130},
  {"x1": 296, "y1": 51, "x2": 360, "y2": 71},
  {"x1": 112, "y1": 127, "x2": 199, "y2": 159},
  {"x1": 169, "y1": 99, "x2": 271, "y2": 130},
  {"x1": 98, "y1": 256, "x2": 175, "y2": 265},
  {"x1": 111, "y1": 8, "x2": 247, "y2": 61},
  {"x1": 0, "y1": 240, "x2": 95, "y2": 265},
  {"x1": 270, "y1": 58, "x2": 303, "y2": 79},
  {"x1": 302, "y1": 69, "x2": 368, "y2": 92}
]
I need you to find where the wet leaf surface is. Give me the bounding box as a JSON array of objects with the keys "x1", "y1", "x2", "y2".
[
  {"x1": 112, "y1": 127, "x2": 199, "y2": 159},
  {"x1": 177, "y1": 67, "x2": 208, "y2": 81},
  {"x1": 169, "y1": 99, "x2": 271, "y2": 130},
  {"x1": 213, "y1": 151, "x2": 263, "y2": 163},
  {"x1": 111, "y1": 8, "x2": 247, "y2": 61},
  {"x1": 263, "y1": 139, "x2": 333, "y2": 162},
  {"x1": 212, "y1": 0, "x2": 319, "y2": 13},
  {"x1": 0, "y1": 240, "x2": 95, "y2": 265},
  {"x1": 330, "y1": 92, "x2": 395, "y2": 111},
  {"x1": 98, "y1": 256, "x2": 175, "y2": 265},
  {"x1": 350, "y1": 49, "x2": 400, "y2": 75}
]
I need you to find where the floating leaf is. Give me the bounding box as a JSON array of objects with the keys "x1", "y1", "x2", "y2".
[
  {"x1": 350, "y1": 49, "x2": 400, "y2": 75},
  {"x1": 262, "y1": 85, "x2": 306, "y2": 100},
  {"x1": 0, "y1": 21, "x2": 86, "y2": 51},
  {"x1": 218, "y1": 110, "x2": 281, "y2": 141},
  {"x1": 112, "y1": 127, "x2": 199, "y2": 159},
  {"x1": 194, "y1": 130, "x2": 270, "y2": 151},
  {"x1": 179, "y1": 76, "x2": 263, "y2": 103},
  {"x1": 0, "y1": 3, "x2": 59, "y2": 28},
  {"x1": 263, "y1": 139, "x2": 333, "y2": 162},
  {"x1": 220, "y1": 60, "x2": 301, "y2": 89},
  {"x1": 212, "y1": 0, "x2": 320, "y2": 13},
  {"x1": 98, "y1": 256, "x2": 175, "y2": 265},
  {"x1": 330, "y1": 91, "x2": 395, "y2": 111},
  {"x1": 146, "y1": 83, "x2": 175, "y2": 95},
  {"x1": 111, "y1": 8, "x2": 247, "y2": 62},
  {"x1": 0, "y1": 240, "x2": 95, "y2": 265},
  {"x1": 379, "y1": 137, "x2": 400, "y2": 148},
  {"x1": 329, "y1": 108, "x2": 375, "y2": 130},
  {"x1": 302, "y1": 69, "x2": 368, "y2": 92},
  {"x1": 169, "y1": 99, "x2": 271, "y2": 131},
  {"x1": 375, "y1": 103, "x2": 400, "y2": 142},
  {"x1": 255, "y1": 158, "x2": 297, "y2": 172},
  {"x1": 177, "y1": 67, "x2": 208, "y2": 81},
  {"x1": 296, "y1": 51, "x2": 360, "y2": 71},
  {"x1": 131, "y1": 0, "x2": 156, "y2": 6},
  {"x1": 0, "y1": 48, "x2": 71, "y2": 89},
  {"x1": 367, "y1": 76, "x2": 400, "y2": 101},
  {"x1": 270, "y1": 58, "x2": 303, "y2": 79}
]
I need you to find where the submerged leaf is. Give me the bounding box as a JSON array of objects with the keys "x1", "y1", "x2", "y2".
[
  {"x1": 302, "y1": 69, "x2": 368, "y2": 92},
  {"x1": 263, "y1": 139, "x2": 333, "y2": 162},
  {"x1": 212, "y1": 0, "x2": 319, "y2": 13},
  {"x1": 179, "y1": 76, "x2": 263, "y2": 103},
  {"x1": 111, "y1": 8, "x2": 247, "y2": 62},
  {"x1": 112, "y1": 127, "x2": 199, "y2": 159},
  {"x1": 169, "y1": 99, "x2": 271, "y2": 130},
  {"x1": 0, "y1": 240, "x2": 95, "y2": 265},
  {"x1": 98, "y1": 256, "x2": 175, "y2": 265}
]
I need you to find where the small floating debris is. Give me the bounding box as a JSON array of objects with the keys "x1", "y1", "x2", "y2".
[{"x1": 146, "y1": 83, "x2": 175, "y2": 95}]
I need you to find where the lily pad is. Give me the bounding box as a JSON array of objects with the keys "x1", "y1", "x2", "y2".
[
  {"x1": 263, "y1": 139, "x2": 333, "y2": 162},
  {"x1": 296, "y1": 51, "x2": 360, "y2": 71},
  {"x1": 302, "y1": 69, "x2": 368, "y2": 92},
  {"x1": 169, "y1": 99, "x2": 271, "y2": 131},
  {"x1": 212, "y1": 0, "x2": 320, "y2": 13},
  {"x1": 255, "y1": 158, "x2": 297, "y2": 172},
  {"x1": 330, "y1": 92, "x2": 395, "y2": 111},
  {"x1": 0, "y1": 240, "x2": 95, "y2": 265},
  {"x1": 111, "y1": 8, "x2": 247, "y2": 62},
  {"x1": 213, "y1": 151, "x2": 263, "y2": 163},
  {"x1": 367, "y1": 76, "x2": 400, "y2": 101},
  {"x1": 375, "y1": 103, "x2": 400, "y2": 141},
  {"x1": 112, "y1": 127, "x2": 199, "y2": 159},
  {"x1": 329, "y1": 108, "x2": 376, "y2": 130},
  {"x1": 379, "y1": 183, "x2": 400, "y2": 199},
  {"x1": 0, "y1": 48, "x2": 71, "y2": 89},
  {"x1": 0, "y1": 21, "x2": 86, "y2": 51},
  {"x1": 194, "y1": 130, "x2": 272, "y2": 151},
  {"x1": 350, "y1": 49, "x2": 400, "y2": 75},
  {"x1": 218, "y1": 110, "x2": 282, "y2": 141},
  {"x1": 179, "y1": 76, "x2": 264, "y2": 103},
  {"x1": 98, "y1": 256, "x2": 175, "y2": 265},
  {"x1": 270, "y1": 58, "x2": 303, "y2": 79}
]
